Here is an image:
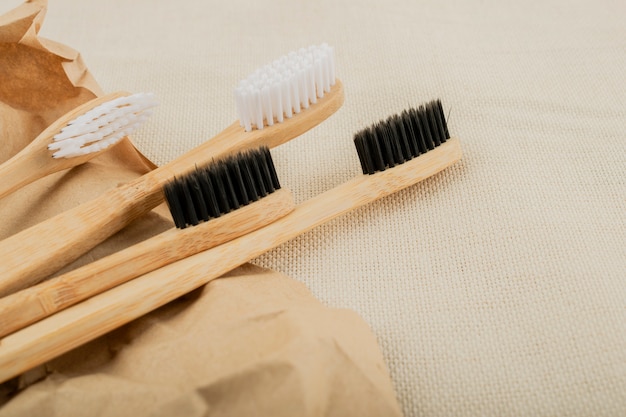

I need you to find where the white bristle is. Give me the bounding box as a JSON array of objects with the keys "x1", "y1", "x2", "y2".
[
  {"x1": 271, "y1": 83, "x2": 283, "y2": 123},
  {"x1": 291, "y1": 75, "x2": 301, "y2": 115},
  {"x1": 234, "y1": 43, "x2": 336, "y2": 132},
  {"x1": 49, "y1": 92, "x2": 158, "y2": 159}
]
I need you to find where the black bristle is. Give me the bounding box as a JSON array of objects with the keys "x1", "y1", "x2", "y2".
[
  {"x1": 163, "y1": 147, "x2": 281, "y2": 229},
  {"x1": 417, "y1": 105, "x2": 435, "y2": 150},
  {"x1": 217, "y1": 161, "x2": 240, "y2": 211},
  {"x1": 226, "y1": 158, "x2": 250, "y2": 206},
  {"x1": 249, "y1": 153, "x2": 269, "y2": 197},
  {"x1": 387, "y1": 122, "x2": 406, "y2": 165},
  {"x1": 197, "y1": 169, "x2": 221, "y2": 219},
  {"x1": 435, "y1": 99, "x2": 450, "y2": 139},
  {"x1": 354, "y1": 132, "x2": 374, "y2": 175},
  {"x1": 392, "y1": 114, "x2": 412, "y2": 162},
  {"x1": 376, "y1": 124, "x2": 396, "y2": 169},
  {"x1": 192, "y1": 174, "x2": 211, "y2": 222},
  {"x1": 409, "y1": 108, "x2": 428, "y2": 154},
  {"x1": 208, "y1": 166, "x2": 231, "y2": 214},
  {"x1": 431, "y1": 101, "x2": 446, "y2": 143},
  {"x1": 400, "y1": 110, "x2": 420, "y2": 158},
  {"x1": 262, "y1": 147, "x2": 281, "y2": 191},
  {"x1": 181, "y1": 180, "x2": 200, "y2": 226},
  {"x1": 353, "y1": 99, "x2": 451, "y2": 175},
  {"x1": 163, "y1": 179, "x2": 187, "y2": 229},
  {"x1": 426, "y1": 104, "x2": 441, "y2": 147},
  {"x1": 238, "y1": 156, "x2": 260, "y2": 201},
  {"x1": 369, "y1": 128, "x2": 386, "y2": 172}
]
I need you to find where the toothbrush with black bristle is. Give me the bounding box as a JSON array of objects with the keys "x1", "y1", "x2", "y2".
[
  {"x1": 0, "y1": 147, "x2": 293, "y2": 337},
  {"x1": 0, "y1": 43, "x2": 344, "y2": 297},
  {"x1": 0, "y1": 99, "x2": 461, "y2": 382},
  {"x1": 0, "y1": 92, "x2": 158, "y2": 199}
]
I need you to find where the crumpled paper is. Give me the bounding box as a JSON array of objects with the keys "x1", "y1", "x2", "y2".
[
  {"x1": 0, "y1": 1, "x2": 403, "y2": 415},
  {"x1": 0, "y1": 265, "x2": 403, "y2": 417}
]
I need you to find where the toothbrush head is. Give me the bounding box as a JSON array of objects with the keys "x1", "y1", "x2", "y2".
[{"x1": 48, "y1": 92, "x2": 158, "y2": 159}]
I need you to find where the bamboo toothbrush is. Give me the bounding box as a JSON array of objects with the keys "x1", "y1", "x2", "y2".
[
  {"x1": 0, "y1": 99, "x2": 462, "y2": 382},
  {"x1": 0, "y1": 92, "x2": 157, "y2": 199},
  {"x1": 0, "y1": 43, "x2": 344, "y2": 297},
  {"x1": 0, "y1": 148, "x2": 294, "y2": 337}
]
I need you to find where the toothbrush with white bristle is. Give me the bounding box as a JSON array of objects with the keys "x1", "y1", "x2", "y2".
[
  {"x1": 0, "y1": 92, "x2": 158, "y2": 199},
  {"x1": 0, "y1": 43, "x2": 344, "y2": 297}
]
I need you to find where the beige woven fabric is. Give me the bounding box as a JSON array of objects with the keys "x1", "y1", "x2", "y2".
[{"x1": 33, "y1": 0, "x2": 626, "y2": 415}]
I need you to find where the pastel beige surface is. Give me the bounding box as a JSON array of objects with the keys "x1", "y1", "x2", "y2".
[{"x1": 2, "y1": 0, "x2": 626, "y2": 416}]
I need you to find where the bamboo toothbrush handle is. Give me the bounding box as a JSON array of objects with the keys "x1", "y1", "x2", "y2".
[
  {"x1": 0, "y1": 183, "x2": 163, "y2": 297},
  {"x1": 0, "y1": 140, "x2": 115, "y2": 199},
  {"x1": 0, "y1": 189, "x2": 294, "y2": 338},
  {"x1": 0, "y1": 81, "x2": 344, "y2": 296},
  {"x1": 0, "y1": 148, "x2": 52, "y2": 199},
  {"x1": 0, "y1": 137, "x2": 461, "y2": 383}
]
